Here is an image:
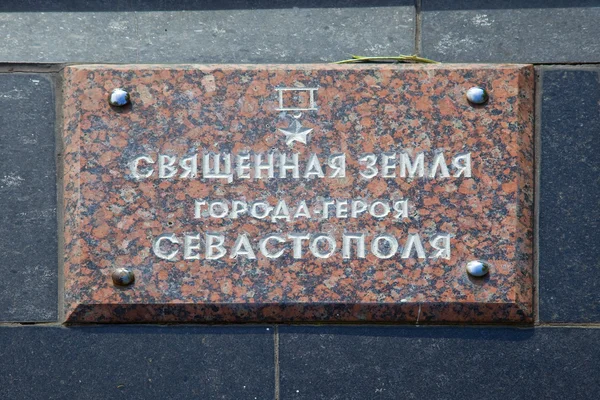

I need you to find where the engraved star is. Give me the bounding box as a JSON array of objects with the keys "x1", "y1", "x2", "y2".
[{"x1": 278, "y1": 119, "x2": 313, "y2": 146}]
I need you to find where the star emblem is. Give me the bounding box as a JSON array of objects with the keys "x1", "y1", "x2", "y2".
[{"x1": 278, "y1": 117, "x2": 313, "y2": 146}]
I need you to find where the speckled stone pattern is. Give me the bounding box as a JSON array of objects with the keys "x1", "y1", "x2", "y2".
[{"x1": 62, "y1": 64, "x2": 534, "y2": 323}]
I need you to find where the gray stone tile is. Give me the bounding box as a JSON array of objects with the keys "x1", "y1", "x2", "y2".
[
  {"x1": 279, "y1": 326, "x2": 600, "y2": 400},
  {"x1": 0, "y1": 74, "x2": 57, "y2": 322},
  {"x1": 538, "y1": 67, "x2": 600, "y2": 322},
  {"x1": 0, "y1": 325, "x2": 275, "y2": 400},
  {"x1": 0, "y1": 1, "x2": 415, "y2": 63},
  {"x1": 421, "y1": 0, "x2": 600, "y2": 63}
]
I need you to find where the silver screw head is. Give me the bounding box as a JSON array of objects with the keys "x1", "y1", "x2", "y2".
[
  {"x1": 466, "y1": 86, "x2": 489, "y2": 105},
  {"x1": 108, "y1": 88, "x2": 130, "y2": 107},
  {"x1": 112, "y1": 268, "x2": 135, "y2": 286},
  {"x1": 466, "y1": 260, "x2": 490, "y2": 277}
]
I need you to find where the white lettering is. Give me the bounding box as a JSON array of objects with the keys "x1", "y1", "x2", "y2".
[
  {"x1": 304, "y1": 153, "x2": 325, "y2": 179},
  {"x1": 158, "y1": 154, "x2": 177, "y2": 179},
  {"x1": 271, "y1": 200, "x2": 291, "y2": 222},
  {"x1": 321, "y1": 199, "x2": 335, "y2": 219},
  {"x1": 203, "y1": 153, "x2": 233, "y2": 182},
  {"x1": 342, "y1": 233, "x2": 366, "y2": 259},
  {"x1": 336, "y1": 200, "x2": 349, "y2": 218},
  {"x1": 153, "y1": 233, "x2": 179, "y2": 260},
  {"x1": 230, "y1": 234, "x2": 257, "y2": 259},
  {"x1": 209, "y1": 201, "x2": 229, "y2": 218},
  {"x1": 194, "y1": 200, "x2": 206, "y2": 219},
  {"x1": 381, "y1": 152, "x2": 396, "y2": 178},
  {"x1": 130, "y1": 155, "x2": 154, "y2": 179},
  {"x1": 369, "y1": 201, "x2": 390, "y2": 218},
  {"x1": 184, "y1": 234, "x2": 201, "y2": 260},
  {"x1": 359, "y1": 153, "x2": 378, "y2": 179},
  {"x1": 259, "y1": 235, "x2": 285, "y2": 258},
  {"x1": 250, "y1": 201, "x2": 272, "y2": 219},
  {"x1": 371, "y1": 234, "x2": 398, "y2": 259},
  {"x1": 328, "y1": 153, "x2": 346, "y2": 178},
  {"x1": 255, "y1": 153, "x2": 275, "y2": 179},
  {"x1": 430, "y1": 234, "x2": 451, "y2": 259},
  {"x1": 429, "y1": 152, "x2": 450, "y2": 178},
  {"x1": 293, "y1": 201, "x2": 311, "y2": 219},
  {"x1": 401, "y1": 233, "x2": 426, "y2": 259},
  {"x1": 393, "y1": 200, "x2": 409, "y2": 219},
  {"x1": 351, "y1": 199, "x2": 368, "y2": 218},
  {"x1": 205, "y1": 233, "x2": 226, "y2": 259},
  {"x1": 230, "y1": 200, "x2": 248, "y2": 219},
  {"x1": 179, "y1": 155, "x2": 198, "y2": 179},
  {"x1": 279, "y1": 153, "x2": 300, "y2": 179},
  {"x1": 453, "y1": 153, "x2": 472, "y2": 177},
  {"x1": 400, "y1": 152, "x2": 425, "y2": 178},
  {"x1": 309, "y1": 235, "x2": 336, "y2": 258},
  {"x1": 236, "y1": 153, "x2": 251, "y2": 179},
  {"x1": 289, "y1": 232, "x2": 310, "y2": 259}
]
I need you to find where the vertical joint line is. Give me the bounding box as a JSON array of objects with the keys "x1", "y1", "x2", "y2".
[
  {"x1": 55, "y1": 69, "x2": 66, "y2": 324},
  {"x1": 415, "y1": 0, "x2": 423, "y2": 56},
  {"x1": 534, "y1": 67, "x2": 543, "y2": 325},
  {"x1": 274, "y1": 325, "x2": 280, "y2": 400}
]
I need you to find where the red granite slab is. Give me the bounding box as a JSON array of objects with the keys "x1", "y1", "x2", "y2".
[{"x1": 62, "y1": 64, "x2": 534, "y2": 323}]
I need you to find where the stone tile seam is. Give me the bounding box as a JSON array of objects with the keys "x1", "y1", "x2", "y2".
[
  {"x1": 0, "y1": 323, "x2": 599, "y2": 328},
  {"x1": 54, "y1": 69, "x2": 66, "y2": 324},
  {"x1": 534, "y1": 67, "x2": 543, "y2": 325},
  {"x1": 414, "y1": 0, "x2": 422, "y2": 56},
  {"x1": 539, "y1": 64, "x2": 600, "y2": 70},
  {"x1": 1, "y1": 63, "x2": 600, "y2": 74},
  {"x1": 274, "y1": 325, "x2": 281, "y2": 400}
]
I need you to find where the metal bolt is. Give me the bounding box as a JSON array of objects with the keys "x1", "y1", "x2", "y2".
[
  {"x1": 466, "y1": 86, "x2": 489, "y2": 105},
  {"x1": 108, "y1": 88, "x2": 130, "y2": 107},
  {"x1": 466, "y1": 260, "x2": 490, "y2": 277},
  {"x1": 112, "y1": 268, "x2": 135, "y2": 286}
]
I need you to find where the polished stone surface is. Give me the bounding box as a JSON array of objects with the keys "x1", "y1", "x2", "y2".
[
  {"x1": 0, "y1": 325, "x2": 274, "y2": 400},
  {"x1": 62, "y1": 64, "x2": 534, "y2": 323},
  {"x1": 0, "y1": 1, "x2": 415, "y2": 63},
  {"x1": 421, "y1": 0, "x2": 600, "y2": 63},
  {"x1": 539, "y1": 67, "x2": 600, "y2": 322},
  {"x1": 0, "y1": 74, "x2": 57, "y2": 322},
  {"x1": 279, "y1": 326, "x2": 600, "y2": 400}
]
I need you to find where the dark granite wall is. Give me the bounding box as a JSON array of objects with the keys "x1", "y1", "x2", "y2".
[{"x1": 0, "y1": 1, "x2": 599, "y2": 399}]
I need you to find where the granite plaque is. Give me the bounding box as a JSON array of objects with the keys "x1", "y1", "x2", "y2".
[{"x1": 63, "y1": 64, "x2": 534, "y2": 323}]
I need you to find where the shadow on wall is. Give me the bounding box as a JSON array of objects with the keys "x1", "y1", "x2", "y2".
[
  {"x1": 59, "y1": 325, "x2": 536, "y2": 344},
  {"x1": 0, "y1": 0, "x2": 411, "y2": 12},
  {"x1": 280, "y1": 325, "x2": 537, "y2": 342}
]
